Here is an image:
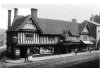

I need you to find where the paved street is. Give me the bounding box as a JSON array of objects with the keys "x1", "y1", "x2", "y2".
[{"x1": 0, "y1": 51, "x2": 99, "y2": 68}]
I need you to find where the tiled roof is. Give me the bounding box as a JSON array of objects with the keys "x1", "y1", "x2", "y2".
[
  {"x1": 87, "y1": 21, "x2": 97, "y2": 39},
  {"x1": 37, "y1": 18, "x2": 79, "y2": 36},
  {"x1": 7, "y1": 15, "x2": 79, "y2": 36}
]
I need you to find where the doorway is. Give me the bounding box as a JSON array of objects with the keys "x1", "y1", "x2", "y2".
[{"x1": 20, "y1": 47, "x2": 27, "y2": 58}]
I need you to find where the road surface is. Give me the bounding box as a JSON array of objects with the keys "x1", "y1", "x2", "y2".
[{"x1": 0, "y1": 52, "x2": 100, "y2": 68}]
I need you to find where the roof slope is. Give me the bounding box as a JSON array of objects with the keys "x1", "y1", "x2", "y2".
[
  {"x1": 7, "y1": 15, "x2": 79, "y2": 36},
  {"x1": 37, "y1": 18, "x2": 79, "y2": 36},
  {"x1": 8, "y1": 15, "x2": 29, "y2": 31},
  {"x1": 87, "y1": 21, "x2": 97, "y2": 39},
  {"x1": 78, "y1": 20, "x2": 88, "y2": 34}
]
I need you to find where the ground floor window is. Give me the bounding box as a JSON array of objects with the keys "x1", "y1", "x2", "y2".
[{"x1": 29, "y1": 46, "x2": 54, "y2": 54}]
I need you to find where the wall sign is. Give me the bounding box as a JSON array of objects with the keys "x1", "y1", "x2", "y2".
[{"x1": 15, "y1": 48, "x2": 20, "y2": 56}]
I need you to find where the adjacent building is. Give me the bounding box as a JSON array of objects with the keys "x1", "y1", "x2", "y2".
[{"x1": 79, "y1": 19, "x2": 100, "y2": 51}]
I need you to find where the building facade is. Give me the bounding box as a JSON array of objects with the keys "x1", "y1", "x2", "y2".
[{"x1": 6, "y1": 8, "x2": 80, "y2": 59}]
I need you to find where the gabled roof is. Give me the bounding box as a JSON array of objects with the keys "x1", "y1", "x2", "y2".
[
  {"x1": 79, "y1": 20, "x2": 97, "y2": 39},
  {"x1": 7, "y1": 15, "x2": 79, "y2": 36}
]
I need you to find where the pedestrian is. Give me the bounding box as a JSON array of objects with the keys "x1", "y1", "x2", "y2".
[
  {"x1": 25, "y1": 49, "x2": 29, "y2": 62},
  {"x1": 75, "y1": 48, "x2": 78, "y2": 55},
  {"x1": 89, "y1": 46, "x2": 92, "y2": 53},
  {"x1": 25, "y1": 53, "x2": 29, "y2": 62}
]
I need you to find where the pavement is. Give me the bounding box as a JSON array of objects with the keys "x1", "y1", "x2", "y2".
[{"x1": 3, "y1": 50, "x2": 100, "y2": 64}]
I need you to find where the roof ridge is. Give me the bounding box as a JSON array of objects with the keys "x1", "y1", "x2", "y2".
[
  {"x1": 87, "y1": 20, "x2": 100, "y2": 26},
  {"x1": 38, "y1": 18, "x2": 72, "y2": 23}
]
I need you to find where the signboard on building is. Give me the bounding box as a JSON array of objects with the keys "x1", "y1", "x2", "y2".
[{"x1": 15, "y1": 48, "x2": 20, "y2": 56}]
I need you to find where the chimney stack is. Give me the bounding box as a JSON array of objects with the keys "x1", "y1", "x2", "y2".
[
  {"x1": 72, "y1": 19, "x2": 77, "y2": 23},
  {"x1": 31, "y1": 8, "x2": 37, "y2": 18},
  {"x1": 14, "y1": 8, "x2": 18, "y2": 18},
  {"x1": 8, "y1": 10, "x2": 12, "y2": 29}
]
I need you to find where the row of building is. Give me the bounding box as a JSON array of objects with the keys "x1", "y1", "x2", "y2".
[{"x1": 6, "y1": 8, "x2": 100, "y2": 59}]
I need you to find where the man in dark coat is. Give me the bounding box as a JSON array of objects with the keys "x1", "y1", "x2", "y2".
[
  {"x1": 25, "y1": 53, "x2": 28, "y2": 62},
  {"x1": 25, "y1": 48, "x2": 29, "y2": 62}
]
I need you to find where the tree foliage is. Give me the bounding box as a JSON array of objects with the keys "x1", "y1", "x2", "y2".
[{"x1": 94, "y1": 15, "x2": 100, "y2": 23}]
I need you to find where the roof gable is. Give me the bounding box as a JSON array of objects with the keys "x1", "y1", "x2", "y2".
[
  {"x1": 7, "y1": 15, "x2": 42, "y2": 32},
  {"x1": 21, "y1": 19, "x2": 37, "y2": 30},
  {"x1": 82, "y1": 25, "x2": 89, "y2": 34},
  {"x1": 79, "y1": 20, "x2": 97, "y2": 39}
]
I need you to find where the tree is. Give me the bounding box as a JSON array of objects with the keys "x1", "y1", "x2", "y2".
[{"x1": 94, "y1": 15, "x2": 100, "y2": 23}]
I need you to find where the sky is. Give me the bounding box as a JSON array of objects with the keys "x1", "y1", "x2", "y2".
[{"x1": 0, "y1": 0, "x2": 100, "y2": 29}]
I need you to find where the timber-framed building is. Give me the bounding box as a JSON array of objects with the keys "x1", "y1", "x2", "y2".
[{"x1": 6, "y1": 8, "x2": 80, "y2": 59}]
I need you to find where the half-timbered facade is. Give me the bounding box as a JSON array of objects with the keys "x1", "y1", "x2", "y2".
[
  {"x1": 79, "y1": 20, "x2": 98, "y2": 51},
  {"x1": 6, "y1": 8, "x2": 79, "y2": 59}
]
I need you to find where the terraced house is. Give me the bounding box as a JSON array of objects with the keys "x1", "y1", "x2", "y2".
[{"x1": 6, "y1": 8, "x2": 80, "y2": 59}]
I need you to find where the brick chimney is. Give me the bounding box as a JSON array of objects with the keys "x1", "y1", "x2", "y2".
[
  {"x1": 31, "y1": 8, "x2": 37, "y2": 18},
  {"x1": 14, "y1": 8, "x2": 18, "y2": 18},
  {"x1": 72, "y1": 19, "x2": 77, "y2": 23},
  {"x1": 8, "y1": 10, "x2": 11, "y2": 29}
]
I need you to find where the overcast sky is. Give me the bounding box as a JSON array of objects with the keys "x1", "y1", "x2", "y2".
[{"x1": 0, "y1": 0, "x2": 100, "y2": 29}]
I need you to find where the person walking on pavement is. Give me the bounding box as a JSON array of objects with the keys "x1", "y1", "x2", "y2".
[
  {"x1": 25, "y1": 48, "x2": 29, "y2": 62},
  {"x1": 89, "y1": 46, "x2": 92, "y2": 53},
  {"x1": 25, "y1": 53, "x2": 29, "y2": 62},
  {"x1": 75, "y1": 48, "x2": 78, "y2": 55}
]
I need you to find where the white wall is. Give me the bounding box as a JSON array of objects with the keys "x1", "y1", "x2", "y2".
[{"x1": 96, "y1": 26, "x2": 100, "y2": 40}]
